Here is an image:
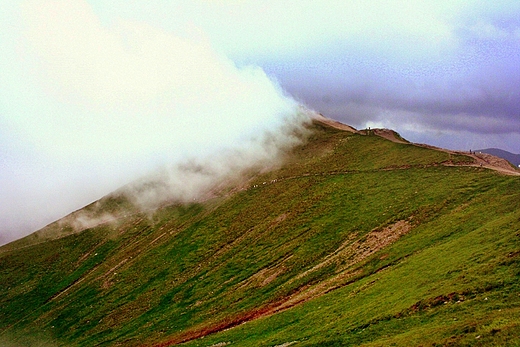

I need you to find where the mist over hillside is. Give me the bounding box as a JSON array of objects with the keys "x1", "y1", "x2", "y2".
[
  {"x1": 2, "y1": 0, "x2": 520, "y2": 247},
  {"x1": 1, "y1": 118, "x2": 519, "y2": 346},
  {"x1": 0, "y1": 0, "x2": 311, "y2": 245},
  {"x1": 1, "y1": 2, "x2": 520, "y2": 345}
]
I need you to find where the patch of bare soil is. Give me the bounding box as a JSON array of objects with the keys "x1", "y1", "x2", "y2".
[
  {"x1": 239, "y1": 266, "x2": 287, "y2": 289},
  {"x1": 148, "y1": 303, "x2": 280, "y2": 347},
  {"x1": 313, "y1": 113, "x2": 357, "y2": 132},
  {"x1": 415, "y1": 145, "x2": 520, "y2": 176},
  {"x1": 314, "y1": 115, "x2": 406, "y2": 144},
  {"x1": 271, "y1": 220, "x2": 412, "y2": 312},
  {"x1": 149, "y1": 220, "x2": 412, "y2": 347},
  {"x1": 471, "y1": 152, "x2": 520, "y2": 175},
  {"x1": 439, "y1": 150, "x2": 520, "y2": 176},
  {"x1": 372, "y1": 128, "x2": 408, "y2": 144}
]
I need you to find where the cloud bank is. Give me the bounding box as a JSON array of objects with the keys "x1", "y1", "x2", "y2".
[
  {"x1": 0, "y1": 0, "x2": 309, "y2": 244},
  {"x1": 83, "y1": 1, "x2": 519, "y2": 152},
  {"x1": 2, "y1": 0, "x2": 519, "y2": 244}
]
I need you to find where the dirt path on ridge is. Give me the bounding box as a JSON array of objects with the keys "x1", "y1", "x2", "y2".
[{"x1": 314, "y1": 116, "x2": 519, "y2": 176}]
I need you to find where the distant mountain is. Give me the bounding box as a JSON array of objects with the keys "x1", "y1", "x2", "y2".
[{"x1": 476, "y1": 148, "x2": 520, "y2": 167}]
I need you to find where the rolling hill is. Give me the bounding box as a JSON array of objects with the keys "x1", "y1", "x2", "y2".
[{"x1": 1, "y1": 117, "x2": 519, "y2": 346}]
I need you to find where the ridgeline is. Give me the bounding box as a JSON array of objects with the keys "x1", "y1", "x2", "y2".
[{"x1": 1, "y1": 118, "x2": 519, "y2": 346}]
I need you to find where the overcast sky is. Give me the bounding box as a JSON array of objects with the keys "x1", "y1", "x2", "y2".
[{"x1": 1, "y1": 0, "x2": 519, "y2": 245}]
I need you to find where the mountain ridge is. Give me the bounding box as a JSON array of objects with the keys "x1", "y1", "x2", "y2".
[{"x1": 1, "y1": 117, "x2": 519, "y2": 346}]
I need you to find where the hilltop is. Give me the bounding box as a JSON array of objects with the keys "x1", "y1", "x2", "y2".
[{"x1": 1, "y1": 117, "x2": 519, "y2": 346}]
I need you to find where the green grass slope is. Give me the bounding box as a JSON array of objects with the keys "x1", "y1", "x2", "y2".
[{"x1": 1, "y1": 120, "x2": 519, "y2": 346}]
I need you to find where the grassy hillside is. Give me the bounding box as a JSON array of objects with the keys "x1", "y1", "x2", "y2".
[{"x1": 1, "y1": 120, "x2": 519, "y2": 346}]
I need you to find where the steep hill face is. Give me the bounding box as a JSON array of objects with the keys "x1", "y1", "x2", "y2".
[{"x1": 1, "y1": 119, "x2": 519, "y2": 346}]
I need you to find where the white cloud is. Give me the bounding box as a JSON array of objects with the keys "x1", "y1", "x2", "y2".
[
  {"x1": 466, "y1": 21, "x2": 509, "y2": 40},
  {"x1": 0, "y1": 0, "x2": 308, "y2": 244},
  {"x1": 85, "y1": 0, "x2": 461, "y2": 61},
  {"x1": 6, "y1": 0, "x2": 299, "y2": 163}
]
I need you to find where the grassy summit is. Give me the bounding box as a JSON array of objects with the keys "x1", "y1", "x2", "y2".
[{"x1": 1, "y1": 119, "x2": 519, "y2": 346}]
